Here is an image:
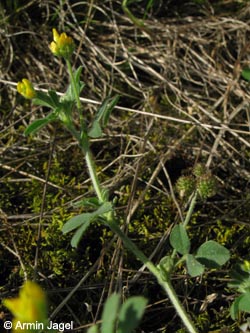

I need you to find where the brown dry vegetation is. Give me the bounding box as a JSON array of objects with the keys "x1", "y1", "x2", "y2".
[{"x1": 1, "y1": 1, "x2": 250, "y2": 332}]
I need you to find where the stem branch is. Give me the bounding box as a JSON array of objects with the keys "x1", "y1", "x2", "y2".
[
  {"x1": 65, "y1": 57, "x2": 198, "y2": 333},
  {"x1": 107, "y1": 218, "x2": 198, "y2": 333},
  {"x1": 66, "y1": 60, "x2": 106, "y2": 203}
]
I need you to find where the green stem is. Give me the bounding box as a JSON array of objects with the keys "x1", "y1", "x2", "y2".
[
  {"x1": 66, "y1": 59, "x2": 81, "y2": 110},
  {"x1": 122, "y1": 0, "x2": 144, "y2": 28},
  {"x1": 66, "y1": 60, "x2": 105, "y2": 203},
  {"x1": 66, "y1": 59, "x2": 86, "y2": 140},
  {"x1": 65, "y1": 57, "x2": 197, "y2": 333},
  {"x1": 84, "y1": 145, "x2": 106, "y2": 203},
  {"x1": 172, "y1": 191, "x2": 198, "y2": 260},
  {"x1": 183, "y1": 192, "x2": 198, "y2": 228},
  {"x1": 81, "y1": 134, "x2": 198, "y2": 331},
  {"x1": 107, "y1": 218, "x2": 198, "y2": 333}
]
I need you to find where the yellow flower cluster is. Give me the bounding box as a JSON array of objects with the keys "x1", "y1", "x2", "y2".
[
  {"x1": 17, "y1": 79, "x2": 36, "y2": 99},
  {"x1": 3, "y1": 280, "x2": 48, "y2": 332},
  {"x1": 49, "y1": 28, "x2": 75, "y2": 59}
]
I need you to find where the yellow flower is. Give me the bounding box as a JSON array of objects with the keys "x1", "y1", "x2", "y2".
[
  {"x1": 3, "y1": 280, "x2": 48, "y2": 332},
  {"x1": 49, "y1": 28, "x2": 75, "y2": 59},
  {"x1": 17, "y1": 79, "x2": 36, "y2": 99}
]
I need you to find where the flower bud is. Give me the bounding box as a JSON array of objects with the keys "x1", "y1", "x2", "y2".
[
  {"x1": 17, "y1": 79, "x2": 36, "y2": 99},
  {"x1": 49, "y1": 28, "x2": 75, "y2": 59}
]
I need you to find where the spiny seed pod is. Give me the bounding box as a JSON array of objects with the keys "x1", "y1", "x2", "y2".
[
  {"x1": 176, "y1": 176, "x2": 195, "y2": 198},
  {"x1": 193, "y1": 163, "x2": 207, "y2": 178},
  {"x1": 197, "y1": 175, "x2": 217, "y2": 199}
]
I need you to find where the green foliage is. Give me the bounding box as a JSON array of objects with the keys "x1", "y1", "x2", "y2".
[
  {"x1": 196, "y1": 240, "x2": 230, "y2": 268},
  {"x1": 61, "y1": 66, "x2": 85, "y2": 103},
  {"x1": 230, "y1": 293, "x2": 250, "y2": 320},
  {"x1": 158, "y1": 256, "x2": 175, "y2": 280},
  {"x1": 169, "y1": 224, "x2": 230, "y2": 277},
  {"x1": 228, "y1": 261, "x2": 250, "y2": 319},
  {"x1": 24, "y1": 66, "x2": 118, "y2": 140},
  {"x1": 241, "y1": 67, "x2": 250, "y2": 81},
  {"x1": 117, "y1": 296, "x2": 147, "y2": 333},
  {"x1": 8, "y1": 10, "x2": 249, "y2": 331},
  {"x1": 229, "y1": 262, "x2": 250, "y2": 294},
  {"x1": 101, "y1": 293, "x2": 120, "y2": 333},
  {"x1": 62, "y1": 202, "x2": 113, "y2": 248},
  {"x1": 87, "y1": 293, "x2": 147, "y2": 333},
  {"x1": 88, "y1": 96, "x2": 119, "y2": 138},
  {"x1": 186, "y1": 254, "x2": 204, "y2": 277},
  {"x1": 170, "y1": 224, "x2": 190, "y2": 255},
  {"x1": 24, "y1": 112, "x2": 56, "y2": 136}
]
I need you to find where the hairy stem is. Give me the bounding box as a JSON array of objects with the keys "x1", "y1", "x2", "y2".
[
  {"x1": 183, "y1": 192, "x2": 198, "y2": 228},
  {"x1": 65, "y1": 57, "x2": 198, "y2": 333},
  {"x1": 84, "y1": 146, "x2": 106, "y2": 203},
  {"x1": 107, "y1": 218, "x2": 198, "y2": 333},
  {"x1": 81, "y1": 133, "x2": 198, "y2": 332},
  {"x1": 66, "y1": 60, "x2": 106, "y2": 204},
  {"x1": 66, "y1": 59, "x2": 81, "y2": 110}
]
